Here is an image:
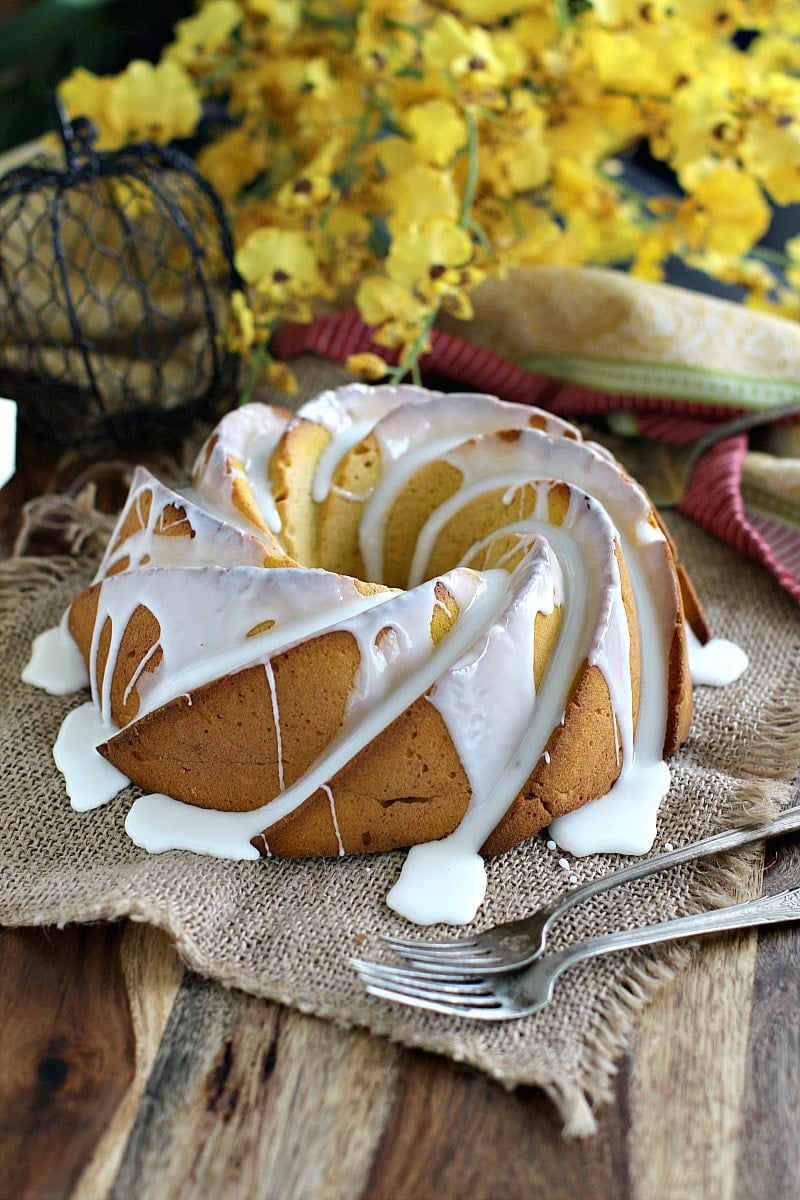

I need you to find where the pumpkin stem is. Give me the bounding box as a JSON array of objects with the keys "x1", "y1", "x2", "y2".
[{"x1": 53, "y1": 93, "x2": 99, "y2": 172}]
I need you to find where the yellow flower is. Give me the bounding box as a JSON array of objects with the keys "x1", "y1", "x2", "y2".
[
  {"x1": 235, "y1": 228, "x2": 329, "y2": 314},
  {"x1": 246, "y1": 0, "x2": 303, "y2": 47},
  {"x1": 403, "y1": 99, "x2": 467, "y2": 167},
  {"x1": 745, "y1": 291, "x2": 800, "y2": 320},
  {"x1": 58, "y1": 69, "x2": 114, "y2": 147},
  {"x1": 668, "y1": 0, "x2": 744, "y2": 39},
  {"x1": 385, "y1": 165, "x2": 459, "y2": 233},
  {"x1": 481, "y1": 91, "x2": 550, "y2": 197},
  {"x1": 355, "y1": 5, "x2": 420, "y2": 78},
  {"x1": 105, "y1": 60, "x2": 201, "y2": 147},
  {"x1": 738, "y1": 80, "x2": 800, "y2": 205},
  {"x1": 318, "y1": 204, "x2": 372, "y2": 289},
  {"x1": 276, "y1": 171, "x2": 339, "y2": 212},
  {"x1": 197, "y1": 122, "x2": 271, "y2": 205},
  {"x1": 678, "y1": 158, "x2": 772, "y2": 255},
  {"x1": 579, "y1": 27, "x2": 697, "y2": 97},
  {"x1": 386, "y1": 218, "x2": 474, "y2": 297},
  {"x1": 550, "y1": 158, "x2": 626, "y2": 222},
  {"x1": 686, "y1": 251, "x2": 779, "y2": 294},
  {"x1": 55, "y1": 0, "x2": 800, "y2": 394},
  {"x1": 346, "y1": 352, "x2": 391, "y2": 381},
  {"x1": 355, "y1": 276, "x2": 430, "y2": 348},
  {"x1": 166, "y1": 0, "x2": 243, "y2": 68},
  {"x1": 265, "y1": 359, "x2": 299, "y2": 393},
  {"x1": 422, "y1": 14, "x2": 521, "y2": 99},
  {"x1": 545, "y1": 92, "x2": 645, "y2": 168},
  {"x1": 630, "y1": 232, "x2": 671, "y2": 282},
  {"x1": 227, "y1": 290, "x2": 257, "y2": 356},
  {"x1": 475, "y1": 197, "x2": 560, "y2": 266},
  {"x1": 371, "y1": 136, "x2": 416, "y2": 178},
  {"x1": 658, "y1": 72, "x2": 742, "y2": 170}
]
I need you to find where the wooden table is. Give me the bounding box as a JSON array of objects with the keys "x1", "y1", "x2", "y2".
[{"x1": 2, "y1": 429, "x2": 799, "y2": 1200}]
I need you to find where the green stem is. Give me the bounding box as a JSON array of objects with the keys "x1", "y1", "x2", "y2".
[
  {"x1": 335, "y1": 103, "x2": 377, "y2": 193},
  {"x1": 553, "y1": 0, "x2": 571, "y2": 36},
  {"x1": 465, "y1": 214, "x2": 492, "y2": 253},
  {"x1": 750, "y1": 245, "x2": 790, "y2": 269},
  {"x1": 386, "y1": 307, "x2": 440, "y2": 385},
  {"x1": 239, "y1": 338, "x2": 270, "y2": 406},
  {"x1": 459, "y1": 108, "x2": 480, "y2": 229},
  {"x1": 500, "y1": 196, "x2": 527, "y2": 240}
]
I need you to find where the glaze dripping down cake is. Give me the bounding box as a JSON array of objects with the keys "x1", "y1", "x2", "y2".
[{"x1": 27, "y1": 383, "x2": 708, "y2": 923}]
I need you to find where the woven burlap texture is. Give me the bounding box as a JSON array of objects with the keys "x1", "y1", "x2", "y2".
[{"x1": 2, "y1": 368, "x2": 799, "y2": 1136}]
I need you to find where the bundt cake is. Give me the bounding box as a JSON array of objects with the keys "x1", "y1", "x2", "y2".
[{"x1": 26, "y1": 382, "x2": 708, "y2": 923}]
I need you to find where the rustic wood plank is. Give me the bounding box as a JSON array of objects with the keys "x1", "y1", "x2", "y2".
[
  {"x1": 109, "y1": 973, "x2": 402, "y2": 1200},
  {"x1": 0, "y1": 924, "x2": 136, "y2": 1200},
  {"x1": 362, "y1": 1052, "x2": 631, "y2": 1200},
  {"x1": 627, "y1": 856, "x2": 763, "y2": 1200},
  {"x1": 70, "y1": 923, "x2": 185, "y2": 1200},
  {"x1": 734, "y1": 838, "x2": 800, "y2": 1200}
]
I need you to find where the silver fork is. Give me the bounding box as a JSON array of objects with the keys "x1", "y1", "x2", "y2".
[
  {"x1": 353, "y1": 887, "x2": 800, "y2": 1021},
  {"x1": 380, "y1": 805, "x2": 800, "y2": 977}
]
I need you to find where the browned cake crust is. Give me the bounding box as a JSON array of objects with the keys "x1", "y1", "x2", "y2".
[{"x1": 66, "y1": 386, "x2": 698, "y2": 860}]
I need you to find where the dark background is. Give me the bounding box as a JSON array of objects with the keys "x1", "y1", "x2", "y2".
[{"x1": 0, "y1": 0, "x2": 193, "y2": 154}]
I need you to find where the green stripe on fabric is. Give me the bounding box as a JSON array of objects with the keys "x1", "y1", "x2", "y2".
[
  {"x1": 520, "y1": 353, "x2": 800, "y2": 409},
  {"x1": 741, "y1": 479, "x2": 800, "y2": 530}
]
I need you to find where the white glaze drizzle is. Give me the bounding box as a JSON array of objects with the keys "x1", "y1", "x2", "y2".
[
  {"x1": 122, "y1": 567, "x2": 513, "y2": 857},
  {"x1": 23, "y1": 384, "x2": 744, "y2": 926},
  {"x1": 322, "y1": 783, "x2": 345, "y2": 857},
  {"x1": 22, "y1": 613, "x2": 89, "y2": 695},
  {"x1": 53, "y1": 702, "x2": 129, "y2": 811},
  {"x1": 312, "y1": 420, "x2": 377, "y2": 504},
  {"x1": 82, "y1": 565, "x2": 400, "y2": 728},
  {"x1": 193, "y1": 403, "x2": 290, "y2": 535},
  {"x1": 389, "y1": 481, "x2": 636, "y2": 921},
  {"x1": 265, "y1": 660, "x2": 285, "y2": 790},
  {"x1": 356, "y1": 393, "x2": 578, "y2": 584},
  {"x1": 685, "y1": 622, "x2": 748, "y2": 686},
  {"x1": 243, "y1": 430, "x2": 285, "y2": 532},
  {"x1": 367, "y1": 422, "x2": 679, "y2": 896}
]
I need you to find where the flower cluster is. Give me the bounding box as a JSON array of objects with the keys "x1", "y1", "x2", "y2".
[{"x1": 59, "y1": 0, "x2": 800, "y2": 391}]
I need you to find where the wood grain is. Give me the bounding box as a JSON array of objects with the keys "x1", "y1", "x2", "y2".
[
  {"x1": 628, "y1": 856, "x2": 763, "y2": 1200},
  {"x1": 0, "y1": 924, "x2": 136, "y2": 1200},
  {"x1": 109, "y1": 973, "x2": 402, "y2": 1200},
  {"x1": 363, "y1": 1054, "x2": 632, "y2": 1200},
  {"x1": 70, "y1": 923, "x2": 184, "y2": 1200},
  {"x1": 734, "y1": 838, "x2": 800, "y2": 1200}
]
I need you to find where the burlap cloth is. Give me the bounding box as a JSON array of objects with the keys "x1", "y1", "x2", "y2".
[{"x1": 2, "y1": 361, "x2": 800, "y2": 1136}]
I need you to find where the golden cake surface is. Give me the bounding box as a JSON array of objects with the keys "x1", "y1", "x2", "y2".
[{"x1": 61, "y1": 383, "x2": 696, "y2": 877}]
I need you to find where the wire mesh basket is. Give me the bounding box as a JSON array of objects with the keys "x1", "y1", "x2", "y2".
[{"x1": 0, "y1": 103, "x2": 239, "y2": 448}]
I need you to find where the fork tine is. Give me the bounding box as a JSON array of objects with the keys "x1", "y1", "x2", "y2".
[
  {"x1": 381, "y1": 934, "x2": 479, "y2": 954},
  {"x1": 387, "y1": 949, "x2": 507, "y2": 973},
  {"x1": 363, "y1": 983, "x2": 507, "y2": 1020},
  {"x1": 355, "y1": 969, "x2": 502, "y2": 1009},
  {"x1": 382, "y1": 937, "x2": 501, "y2": 967},
  {"x1": 350, "y1": 958, "x2": 490, "y2": 994},
  {"x1": 384, "y1": 943, "x2": 493, "y2": 963}
]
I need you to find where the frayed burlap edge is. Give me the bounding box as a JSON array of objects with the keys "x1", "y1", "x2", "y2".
[{"x1": 4, "y1": 500, "x2": 800, "y2": 1138}]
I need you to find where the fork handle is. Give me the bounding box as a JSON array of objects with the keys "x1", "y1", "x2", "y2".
[
  {"x1": 544, "y1": 804, "x2": 800, "y2": 934},
  {"x1": 547, "y1": 887, "x2": 800, "y2": 982},
  {"x1": 684, "y1": 398, "x2": 800, "y2": 468}
]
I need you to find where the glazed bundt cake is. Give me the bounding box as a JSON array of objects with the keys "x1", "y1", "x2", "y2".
[{"x1": 27, "y1": 382, "x2": 706, "y2": 922}]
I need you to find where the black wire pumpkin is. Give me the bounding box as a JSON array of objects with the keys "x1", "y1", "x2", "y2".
[{"x1": 0, "y1": 102, "x2": 238, "y2": 448}]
